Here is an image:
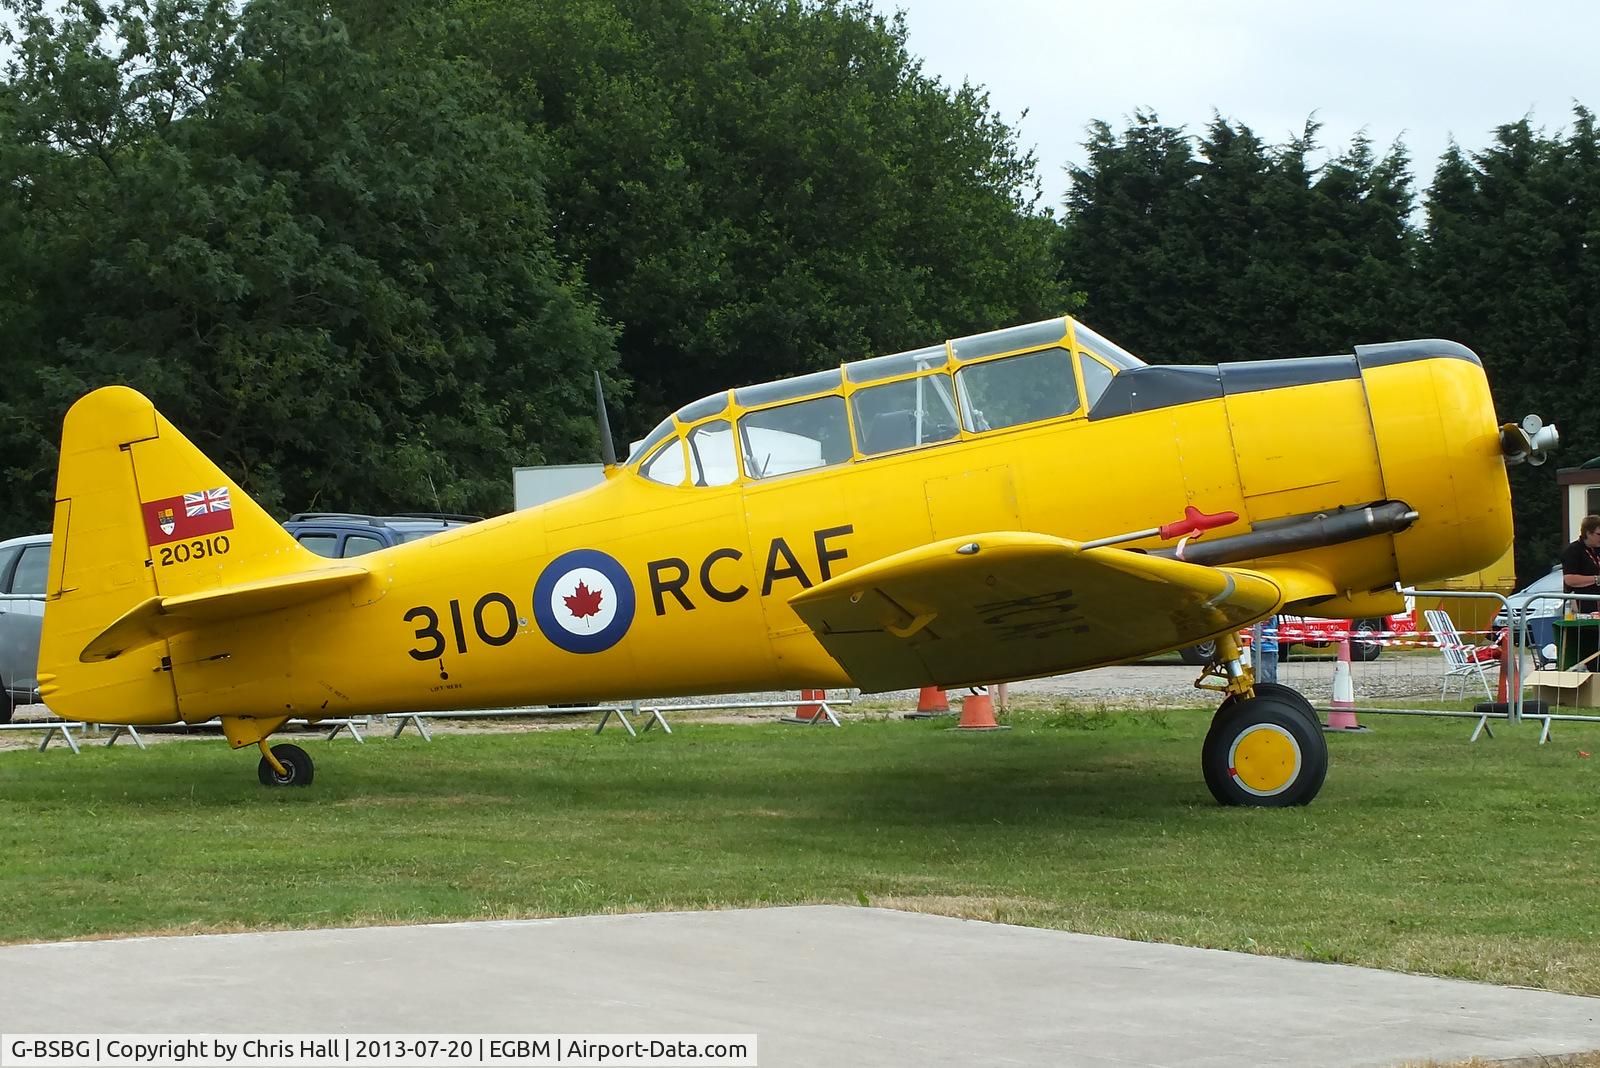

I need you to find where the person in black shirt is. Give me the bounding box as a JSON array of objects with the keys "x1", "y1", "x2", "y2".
[{"x1": 1562, "y1": 515, "x2": 1600, "y2": 607}]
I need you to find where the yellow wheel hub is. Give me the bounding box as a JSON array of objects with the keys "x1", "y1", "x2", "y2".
[{"x1": 1229, "y1": 724, "x2": 1301, "y2": 796}]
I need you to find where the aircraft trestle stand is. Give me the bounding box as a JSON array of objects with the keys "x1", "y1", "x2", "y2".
[
  {"x1": 596, "y1": 702, "x2": 674, "y2": 736},
  {"x1": 0, "y1": 719, "x2": 86, "y2": 753}
]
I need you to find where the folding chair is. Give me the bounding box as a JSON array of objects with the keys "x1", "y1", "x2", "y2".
[{"x1": 1424, "y1": 609, "x2": 1500, "y2": 699}]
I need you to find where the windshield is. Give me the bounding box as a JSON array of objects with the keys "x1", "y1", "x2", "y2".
[{"x1": 1073, "y1": 321, "x2": 1145, "y2": 370}]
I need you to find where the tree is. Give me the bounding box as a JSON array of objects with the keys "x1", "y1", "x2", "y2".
[
  {"x1": 1059, "y1": 112, "x2": 1421, "y2": 364},
  {"x1": 0, "y1": 0, "x2": 617, "y2": 537},
  {"x1": 1420, "y1": 112, "x2": 1600, "y2": 581},
  {"x1": 1304, "y1": 133, "x2": 1420, "y2": 351},
  {"x1": 436, "y1": 0, "x2": 1070, "y2": 432},
  {"x1": 1057, "y1": 111, "x2": 1204, "y2": 360}
]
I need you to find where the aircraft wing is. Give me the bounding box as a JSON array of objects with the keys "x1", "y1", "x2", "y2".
[
  {"x1": 787, "y1": 532, "x2": 1283, "y2": 691},
  {"x1": 79, "y1": 566, "x2": 369, "y2": 662}
]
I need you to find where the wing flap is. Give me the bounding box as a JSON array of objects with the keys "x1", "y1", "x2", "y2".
[
  {"x1": 80, "y1": 565, "x2": 369, "y2": 662},
  {"x1": 789, "y1": 532, "x2": 1282, "y2": 691}
]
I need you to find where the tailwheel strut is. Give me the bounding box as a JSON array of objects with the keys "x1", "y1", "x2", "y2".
[{"x1": 257, "y1": 740, "x2": 315, "y2": 787}]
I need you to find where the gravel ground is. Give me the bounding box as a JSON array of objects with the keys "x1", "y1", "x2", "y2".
[{"x1": 989, "y1": 651, "x2": 1494, "y2": 706}]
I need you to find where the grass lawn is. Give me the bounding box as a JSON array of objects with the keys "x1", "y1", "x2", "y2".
[{"x1": 1, "y1": 707, "x2": 1596, "y2": 996}]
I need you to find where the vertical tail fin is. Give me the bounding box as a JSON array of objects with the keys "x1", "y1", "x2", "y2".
[{"x1": 39, "y1": 386, "x2": 320, "y2": 723}]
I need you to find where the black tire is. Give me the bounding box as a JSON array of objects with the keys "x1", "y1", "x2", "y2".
[
  {"x1": 257, "y1": 743, "x2": 314, "y2": 787},
  {"x1": 1179, "y1": 640, "x2": 1217, "y2": 666},
  {"x1": 1202, "y1": 693, "x2": 1329, "y2": 807},
  {"x1": 0, "y1": 687, "x2": 13, "y2": 725},
  {"x1": 1221, "y1": 682, "x2": 1321, "y2": 733},
  {"x1": 1350, "y1": 618, "x2": 1382, "y2": 662}
]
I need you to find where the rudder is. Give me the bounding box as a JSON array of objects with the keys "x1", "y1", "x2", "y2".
[{"x1": 39, "y1": 386, "x2": 317, "y2": 723}]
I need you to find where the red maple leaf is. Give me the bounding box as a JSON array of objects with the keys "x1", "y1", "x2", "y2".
[{"x1": 564, "y1": 579, "x2": 604, "y2": 619}]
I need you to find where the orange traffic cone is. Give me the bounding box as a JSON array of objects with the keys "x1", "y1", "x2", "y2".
[
  {"x1": 1495, "y1": 627, "x2": 1519, "y2": 703},
  {"x1": 950, "y1": 687, "x2": 1010, "y2": 731},
  {"x1": 1325, "y1": 639, "x2": 1369, "y2": 732},
  {"x1": 905, "y1": 686, "x2": 954, "y2": 719},
  {"x1": 792, "y1": 688, "x2": 826, "y2": 722}
]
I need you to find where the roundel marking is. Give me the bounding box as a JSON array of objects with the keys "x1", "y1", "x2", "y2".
[{"x1": 533, "y1": 548, "x2": 636, "y2": 654}]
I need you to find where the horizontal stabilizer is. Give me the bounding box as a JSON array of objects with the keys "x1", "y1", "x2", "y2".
[
  {"x1": 81, "y1": 565, "x2": 368, "y2": 662},
  {"x1": 789, "y1": 531, "x2": 1283, "y2": 691}
]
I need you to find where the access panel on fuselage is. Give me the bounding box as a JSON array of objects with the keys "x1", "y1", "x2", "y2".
[
  {"x1": 1223, "y1": 374, "x2": 1386, "y2": 521},
  {"x1": 736, "y1": 460, "x2": 875, "y2": 686},
  {"x1": 992, "y1": 405, "x2": 1215, "y2": 546}
]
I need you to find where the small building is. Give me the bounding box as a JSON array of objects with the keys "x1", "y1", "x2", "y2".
[
  {"x1": 513, "y1": 463, "x2": 605, "y2": 511},
  {"x1": 1558, "y1": 456, "x2": 1600, "y2": 537}
]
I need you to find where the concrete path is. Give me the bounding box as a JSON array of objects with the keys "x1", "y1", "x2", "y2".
[{"x1": 3, "y1": 906, "x2": 1597, "y2": 1067}]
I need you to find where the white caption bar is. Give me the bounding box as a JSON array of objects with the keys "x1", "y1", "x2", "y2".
[{"x1": 1, "y1": 1035, "x2": 758, "y2": 1068}]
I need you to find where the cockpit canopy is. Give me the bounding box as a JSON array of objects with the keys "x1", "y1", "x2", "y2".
[{"x1": 627, "y1": 316, "x2": 1144, "y2": 487}]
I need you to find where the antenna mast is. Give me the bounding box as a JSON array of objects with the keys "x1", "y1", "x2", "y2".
[{"x1": 594, "y1": 371, "x2": 618, "y2": 466}]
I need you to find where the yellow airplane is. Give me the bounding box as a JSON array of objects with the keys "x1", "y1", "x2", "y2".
[{"x1": 36, "y1": 316, "x2": 1551, "y2": 806}]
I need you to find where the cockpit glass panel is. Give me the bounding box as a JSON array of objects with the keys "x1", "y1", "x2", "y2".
[
  {"x1": 687, "y1": 419, "x2": 739, "y2": 486},
  {"x1": 1078, "y1": 353, "x2": 1116, "y2": 411},
  {"x1": 852, "y1": 375, "x2": 960, "y2": 456},
  {"x1": 950, "y1": 318, "x2": 1069, "y2": 363},
  {"x1": 627, "y1": 416, "x2": 677, "y2": 465},
  {"x1": 956, "y1": 348, "x2": 1081, "y2": 432},
  {"x1": 733, "y1": 367, "x2": 843, "y2": 408},
  {"x1": 739, "y1": 395, "x2": 852, "y2": 479},
  {"x1": 1072, "y1": 321, "x2": 1145, "y2": 369},
  {"x1": 640, "y1": 437, "x2": 688, "y2": 486},
  {"x1": 844, "y1": 344, "x2": 948, "y2": 384},
  {"x1": 675, "y1": 390, "x2": 730, "y2": 424}
]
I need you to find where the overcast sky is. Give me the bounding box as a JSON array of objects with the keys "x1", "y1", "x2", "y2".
[{"x1": 875, "y1": 0, "x2": 1600, "y2": 213}]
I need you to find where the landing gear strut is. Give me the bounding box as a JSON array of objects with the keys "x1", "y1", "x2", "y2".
[
  {"x1": 257, "y1": 741, "x2": 315, "y2": 787},
  {"x1": 1195, "y1": 632, "x2": 1328, "y2": 806}
]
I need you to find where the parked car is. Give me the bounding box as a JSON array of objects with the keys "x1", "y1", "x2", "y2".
[
  {"x1": 1491, "y1": 566, "x2": 1567, "y2": 667},
  {"x1": 1179, "y1": 607, "x2": 1416, "y2": 666},
  {"x1": 0, "y1": 533, "x2": 51, "y2": 723},
  {"x1": 0, "y1": 515, "x2": 480, "y2": 722},
  {"x1": 1276, "y1": 609, "x2": 1417, "y2": 663},
  {"x1": 282, "y1": 513, "x2": 483, "y2": 558}
]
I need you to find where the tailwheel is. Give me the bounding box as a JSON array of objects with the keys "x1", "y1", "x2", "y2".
[
  {"x1": 257, "y1": 742, "x2": 315, "y2": 787},
  {"x1": 1202, "y1": 693, "x2": 1327, "y2": 807}
]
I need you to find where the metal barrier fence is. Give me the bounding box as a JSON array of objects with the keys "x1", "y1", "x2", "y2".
[
  {"x1": 1508, "y1": 590, "x2": 1600, "y2": 742},
  {"x1": 1266, "y1": 587, "x2": 1600, "y2": 743},
  {"x1": 388, "y1": 693, "x2": 853, "y2": 741},
  {"x1": 178, "y1": 717, "x2": 371, "y2": 742},
  {"x1": 388, "y1": 704, "x2": 631, "y2": 741},
  {"x1": 0, "y1": 716, "x2": 371, "y2": 755},
  {"x1": 2, "y1": 694, "x2": 852, "y2": 757},
  {"x1": 1256, "y1": 588, "x2": 1515, "y2": 728}
]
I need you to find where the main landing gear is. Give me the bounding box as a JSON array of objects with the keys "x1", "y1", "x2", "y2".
[
  {"x1": 257, "y1": 741, "x2": 315, "y2": 787},
  {"x1": 1195, "y1": 633, "x2": 1328, "y2": 807}
]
